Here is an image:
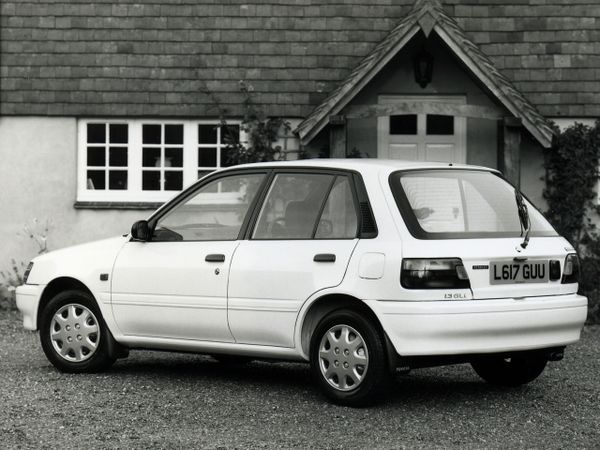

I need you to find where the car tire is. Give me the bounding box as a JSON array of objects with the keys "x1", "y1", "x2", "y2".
[
  {"x1": 471, "y1": 353, "x2": 548, "y2": 387},
  {"x1": 39, "y1": 290, "x2": 117, "y2": 373},
  {"x1": 310, "y1": 309, "x2": 389, "y2": 407}
]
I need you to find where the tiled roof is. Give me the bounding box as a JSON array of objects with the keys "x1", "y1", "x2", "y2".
[
  {"x1": 296, "y1": 0, "x2": 554, "y2": 147},
  {"x1": 0, "y1": 0, "x2": 599, "y2": 119}
]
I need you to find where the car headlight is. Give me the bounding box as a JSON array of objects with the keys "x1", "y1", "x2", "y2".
[{"x1": 23, "y1": 262, "x2": 34, "y2": 284}]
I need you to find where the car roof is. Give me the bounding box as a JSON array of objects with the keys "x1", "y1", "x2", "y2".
[{"x1": 225, "y1": 158, "x2": 497, "y2": 175}]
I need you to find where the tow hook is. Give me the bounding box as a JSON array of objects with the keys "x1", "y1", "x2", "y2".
[{"x1": 546, "y1": 349, "x2": 564, "y2": 361}]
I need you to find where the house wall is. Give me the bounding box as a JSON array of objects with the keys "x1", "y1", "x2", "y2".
[{"x1": 0, "y1": 117, "x2": 147, "y2": 273}]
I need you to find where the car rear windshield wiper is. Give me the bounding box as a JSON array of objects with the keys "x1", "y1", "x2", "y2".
[{"x1": 515, "y1": 189, "x2": 530, "y2": 249}]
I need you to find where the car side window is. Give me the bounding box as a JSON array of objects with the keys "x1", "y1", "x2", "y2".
[
  {"x1": 253, "y1": 173, "x2": 334, "y2": 239},
  {"x1": 315, "y1": 176, "x2": 358, "y2": 239},
  {"x1": 152, "y1": 173, "x2": 265, "y2": 241}
]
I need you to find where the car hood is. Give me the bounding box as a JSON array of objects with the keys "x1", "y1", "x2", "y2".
[{"x1": 27, "y1": 236, "x2": 129, "y2": 286}]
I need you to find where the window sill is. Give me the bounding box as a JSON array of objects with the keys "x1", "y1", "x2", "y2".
[{"x1": 74, "y1": 201, "x2": 164, "y2": 210}]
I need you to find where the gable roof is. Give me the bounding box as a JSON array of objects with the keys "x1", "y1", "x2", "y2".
[
  {"x1": 0, "y1": 1, "x2": 598, "y2": 121},
  {"x1": 295, "y1": 0, "x2": 554, "y2": 148}
]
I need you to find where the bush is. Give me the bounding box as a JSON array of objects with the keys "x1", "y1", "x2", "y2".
[{"x1": 544, "y1": 120, "x2": 600, "y2": 323}]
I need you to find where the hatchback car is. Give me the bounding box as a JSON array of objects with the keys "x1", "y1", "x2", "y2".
[{"x1": 16, "y1": 160, "x2": 587, "y2": 406}]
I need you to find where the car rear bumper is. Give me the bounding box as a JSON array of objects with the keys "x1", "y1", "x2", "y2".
[
  {"x1": 15, "y1": 284, "x2": 43, "y2": 330},
  {"x1": 366, "y1": 293, "x2": 588, "y2": 356}
]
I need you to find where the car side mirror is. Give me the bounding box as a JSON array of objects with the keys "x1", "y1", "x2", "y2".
[{"x1": 131, "y1": 220, "x2": 151, "y2": 241}]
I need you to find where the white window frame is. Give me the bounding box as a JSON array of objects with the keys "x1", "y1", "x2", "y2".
[{"x1": 77, "y1": 119, "x2": 243, "y2": 203}]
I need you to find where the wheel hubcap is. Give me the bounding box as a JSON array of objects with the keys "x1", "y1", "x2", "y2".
[
  {"x1": 318, "y1": 324, "x2": 369, "y2": 392},
  {"x1": 50, "y1": 304, "x2": 100, "y2": 362}
]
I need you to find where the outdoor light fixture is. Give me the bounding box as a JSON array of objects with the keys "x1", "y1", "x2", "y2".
[{"x1": 413, "y1": 48, "x2": 433, "y2": 88}]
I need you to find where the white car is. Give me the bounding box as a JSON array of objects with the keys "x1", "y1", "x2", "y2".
[{"x1": 16, "y1": 160, "x2": 587, "y2": 406}]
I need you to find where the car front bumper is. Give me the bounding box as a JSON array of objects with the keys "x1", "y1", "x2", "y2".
[
  {"x1": 366, "y1": 293, "x2": 588, "y2": 357},
  {"x1": 15, "y1": 284, "x2": 44, "y2": 330}
]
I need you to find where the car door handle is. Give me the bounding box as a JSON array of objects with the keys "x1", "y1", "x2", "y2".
[
  {"x1": 314, "y1": 253, "x2": 336, "y2": 263},
  {"x1": 205, "y1": 254, "x2": 225, "y2": 263}
]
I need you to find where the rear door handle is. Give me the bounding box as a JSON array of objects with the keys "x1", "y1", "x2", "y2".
[
  {"x1": 205, "y1": 254, "x2": 225, "y2": 263},
  {"x1": 314, "y1": 253, "x2": 336, "y2": 263}
]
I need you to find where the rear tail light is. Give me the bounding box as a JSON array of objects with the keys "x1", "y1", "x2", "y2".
[
  {"x1": 401, "y1": 258, "x2": 470, "y2": 289},
  {"x1": 561, "y1": 253, "x2": 580, "y2": 284}
]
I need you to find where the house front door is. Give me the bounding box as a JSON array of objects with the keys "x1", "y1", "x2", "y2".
[{"x1": 377, "y1": 95, "x2": 466, "y2": 164}]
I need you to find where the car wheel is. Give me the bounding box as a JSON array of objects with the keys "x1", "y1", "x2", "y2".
[
  {"x1": 310, "y1": 309, "x2": 389, "y2": 406},
  {"x1": 471, "y1": 353, "x2": 548, "y2": 387},
  {"x1": 40, "y1": 290, "x2": 116, "y2": 373}
]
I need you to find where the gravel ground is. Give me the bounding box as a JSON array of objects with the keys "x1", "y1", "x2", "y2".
[{"x1": 1, "y1": 310, "x2": 598, "y2": 449}]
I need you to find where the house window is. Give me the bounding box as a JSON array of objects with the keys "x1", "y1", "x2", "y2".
[
  {"x1": 77, "y1": 120, "x2": 242, "y2": 203},
  {"x1": 198, "y1": 124, "x2": 240, "y2": 179},
  {"x1": 85, "y1": 123, "x2": 129, "y2": 190}
]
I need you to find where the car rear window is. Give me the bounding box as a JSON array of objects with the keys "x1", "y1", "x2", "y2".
[{"x1": 389, "y1": 169, "x2": 557, "y2": 239}]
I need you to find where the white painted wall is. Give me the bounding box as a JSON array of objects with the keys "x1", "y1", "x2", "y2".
[{"x1": 0, "y1": 117, "x2": 148, "y2": 277}]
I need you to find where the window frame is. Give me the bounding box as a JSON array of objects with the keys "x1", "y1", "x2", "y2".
[{"x1": 77, "y1": 119, "x2": 243, "y2": 203}]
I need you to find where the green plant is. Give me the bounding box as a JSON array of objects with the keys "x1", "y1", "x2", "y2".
[
  {"x1": 543, "y1": 120, "x2": 600, "y2": 323},
  {"x1": 220, "y1": 81, "x2": 291, "y2": 165}
]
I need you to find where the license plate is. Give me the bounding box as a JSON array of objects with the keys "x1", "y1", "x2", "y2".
[{"x1": 489, "y1": 260, "x2": 549, "y2": 284}]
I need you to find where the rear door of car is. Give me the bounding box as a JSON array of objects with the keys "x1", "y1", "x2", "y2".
[{"x1": 227, "y1": 169, "x2": 362, "y2": 347}]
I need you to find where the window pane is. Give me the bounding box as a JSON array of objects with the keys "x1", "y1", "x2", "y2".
[
  {"x1": 153, "y1": 173, "x2": 265, "y2": 241},
  {"x1": 221, "y1": 147, "x2": 234, "y2": 168},
  {"x1": 109, "y1": 170, "x2": 128, "y2": 190},
  {"x1": 253, "y1": 173, "x2": 334, "y2": 239},
  {"x1": 221, "y1": 125, "x2": 240, "y2": 145},
  {"x1": 198, "y1": 125, "x2": 218, "y2": 144},
  {"x1": 165, "y1": 147, "x2": 183, "y2": 167},
  {"x1": 142, "y1": 171, "x2": 161, "y2": 191},
  {"x1": 109, "y1": 124, "x2": 128, "y2": 144},
  {"x1": 143, "y1": 124, "x2": 161, "y2": 144},
  {"x1": 198, "y1": 147, "x2": 217, "y2": 167},
  {"x1": 390, "y1": 115, "x2": 417, "y2": 135},
  {"x1": 87, "y1": 170, "x2": 105, "y2": 190},
  {"x1": 426, "y1": 115, "x2": 454, "y2": 135},
  {"x1": 109, "y1": 147, "x2": 127, "y2": 166},
  {"x1": 87, "y1": 147, "x2": 105, "y2": 166},
  {"x1": 392, "y1": 170, "x2": 556, "y2": 237},
  {"x1": 143, "y1": 147, "x2": 161, "y2": 167},
  {"x1": 87, "y1": 124, "x2": 105, "y2": 143},
  {"x1": 164, "y1": 171, "x2": 183, "y2": 191},
  {"x1": 315, "y1": 177, "x2": 358, "y2": 239},
  {"x1": 165, "y1": 124, "x2": 183, "y2": 145}
]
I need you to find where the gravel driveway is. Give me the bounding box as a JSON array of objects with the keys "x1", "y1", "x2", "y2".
[{"x1": 1, "y1": 311, "x2": 598, "y2": 449}]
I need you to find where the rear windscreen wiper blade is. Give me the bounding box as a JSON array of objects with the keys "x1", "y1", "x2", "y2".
[{"x1": 515, "y1": 189, "x2": 531, "y2": 249}]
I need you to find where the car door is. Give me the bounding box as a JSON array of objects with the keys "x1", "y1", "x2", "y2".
[
  {"x1": 111, "y1": 171, "x2": 267, "y2": 341},
  {"x1": 227, "y1": 171, "x2": 361, "y2": 347}
]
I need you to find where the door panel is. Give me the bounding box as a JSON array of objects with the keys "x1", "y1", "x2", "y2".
[
  {"x1": 227, "y1": 240, "x2": 358, "y2": 347},
  {"x1": 111, "y1": 241, "x2": 236, "y2": 341},
  {"x1": 425, "y1": 143, "x2": 456, "y2": 163},
  {"x1": 389, "y1": 143, "x2": 419, "y2": 160}
]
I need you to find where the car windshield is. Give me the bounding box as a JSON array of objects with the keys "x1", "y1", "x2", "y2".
[{"x1": 389, "y1": 169, "x2": 557, "y2": 239}]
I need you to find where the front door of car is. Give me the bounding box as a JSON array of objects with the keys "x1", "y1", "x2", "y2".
[
  {"x1": 111, "y1": 171, "x2": 267, "y2": 342},
  {"x1": 228, "y1": 171, "x2": 360, "y2": 348}
]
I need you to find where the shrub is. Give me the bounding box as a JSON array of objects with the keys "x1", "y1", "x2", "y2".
[
  {"x1": 221, "y1": 81, "x2": 291, "y2": 165},
  {"x1": 543, "y1": 120, "x2": 600, "y2": 323}
]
